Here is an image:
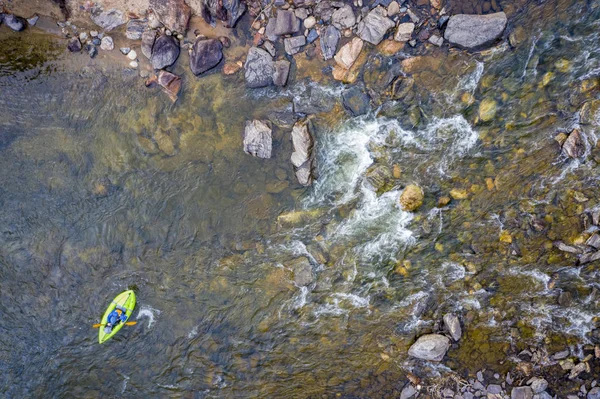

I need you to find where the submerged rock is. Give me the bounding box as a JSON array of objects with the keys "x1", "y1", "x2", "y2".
[
  {"x1": 27, "y1": 14, "x2": 39, "y2": 26},
  {"x1": 273, "y1": 60, "x2": 290, "y2": 87},
  {"x1": 320, "y1": 25, "x2": 341, "y2": 60},
  {"x1": 243, "y1": 120, "x2": 272, "y2": 159},
  {"x1": 150, "y1": 0, "x2": 191, "y2": 34},
  {"x1": 245, "y1": 47, "x2": 275, "y2": 88},
  {"x1": 342, "y1": 85, "x2": 371, "y2": 116},
  {"x1": 562, "y1": 129, "x2": 585, "y2": 159},
  {"x1": 357, "y1": 6, "x2": 395, "y2": 45},
  {"x1": 67, "y1": 38, "x2": 82, "y2": 52},
  {"x1": 157, "y1": 71, "x2": 182, "y2": 102},
  {"x1": 189, "y1": 38, "x2": 223, "y2": 75},
  {"x1": 126, "y1": 19, "x2": 146, "y2": 40},
  {"x1": 443, "y1": 313, "x2": 462, "y2": 341},
  {"x1": 5, "y1": 14, "x2": 26, "y2": 31},
  {"x1": 408, "y1": 334, "x2": 450, "y2": 361},
  {"x1": 151, "y1": 34, "x2": 180, "y2": 70},
  {"x1": 277, "y1": 208, "x2": 326, "y2": 227},
  {"x1": 289, "y1": 257, "x2": 313, "y2": 286},
  {"x1": 90, "y1": 8, "x2": 126, "y2": 31},
  {"x1": 479, "y1": 98, "x2": 497, "y2": 122},
  {"x1": 141, "y1": 30, "x2": 157, "y2": 59},
  {"x1": 444, "y1": 12, "x2": 507, "y2": 49},
  {"x1": 399, "y1": 184, "x2": 424, "y2": 211},
  {"x1": 334, "y1": 37, "x2": 363, "y2": 70},
  {"x1": 291, "y1": 120, "x2": 315, "y2": 186}
]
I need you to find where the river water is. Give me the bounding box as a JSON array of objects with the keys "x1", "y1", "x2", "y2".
[{"x1": 1, "y1": 0, "x2": 600, "y2": 397}]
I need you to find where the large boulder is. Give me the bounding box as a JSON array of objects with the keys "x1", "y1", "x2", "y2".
[
  {"x1": 243, "y1": 120, "x2": 272, "y2": 159},
  {"x1": 444, "y1": 12, "x2": 507, "y2": 49},
  {"x1": 291, "y1": 120, "x2": 315, "y2": 186},
  {"x1": 408, "y1": 334, "x2": 451, "y2": 361},
  {"x1": 320, "y1": 25, "x2": 340, "y2": 60},
  {"x1": 189, "y1": 38, "x2": 223, "y2": 75},
  {"x1": 331, "y1": 4, "x2": 356, "y2": 30},
  {"x1": 90, "y1": 8, "x2": 126, "y2": 31},
  {"x1": 357, "y1": 6, "x2": 395, "y2": 45},
  {"x1": 4, "y1": 14, "x2": 26, "y2": 31},
  {"x1": 342, "y1": 85, "x2": 371, "y2": 116},
  {"x1": 244, "y1": 47, "x2": 275, "y2": 88},
  {"x1": 150, "y1": 0, "x2": 191, "y2": 34},
  {"x1": 273, "y1": 9, "x2": 301, "y2": 35},
  {"x1": 151, "y1": 34, "x2": 180, "y2": 70}
]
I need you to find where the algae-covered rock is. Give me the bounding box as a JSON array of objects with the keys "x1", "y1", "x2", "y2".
[
  {"x1": 365, "y1": 164, "x2": 393, "y2": 194},
  {"x1": 288, "y1": 257, "x2": 313, "y2": 286},
  {"x1": 399, "y1": 184, "x2": 424, "y2": 211},
  {"x1": 277, "y1": 208, "x2": 326, "y2": 227},
  {"x1": 579, "y1": 100, "x2": 600, "y2": 125},
  {"x1": 562, "y1": 129, "x2": 584, "y2": 159},
  {"x1": 479, "y1": 98, "x2": 497, "y2": 122}
]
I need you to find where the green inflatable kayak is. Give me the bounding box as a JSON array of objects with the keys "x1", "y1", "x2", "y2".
[{"x1": 98, "y1": 290, "x2": 136, "y2": 344}]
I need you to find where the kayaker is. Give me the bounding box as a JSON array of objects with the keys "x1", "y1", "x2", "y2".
[{"x1": 103, "y1": 307, "x2": 127, "y2": 334}]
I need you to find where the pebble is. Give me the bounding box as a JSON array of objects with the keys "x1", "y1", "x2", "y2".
[
  {"x1": 79, "y1": 32, "x2": 88, "y2": 41},
  {"x1": 27, "y1": 14, "x2": 39, "y2": 26},
  {"x1": 129, "y1": 61, "x2": 138, "y2": 68},
  {"x1": 552, "y1": 350, "x2": 569, "y2": 360},
  {"x1": 477, "y1": 371, "x2": 484, "y2": 382},
  {"x1": 100, "y1": 36, "x2": 114, "y2": 51},
  {"x1": 487, "y1": 385, "x2": 502, "y2": 394},
  {"x1": 304, "y1": 16, "x2": 316, "y2": 29},
  {"x1": 120, "y1": 47, "x2": 131, "y2": 55},
  {"x1": 127, "y1": 50, "x2": 138, "y2": 60},
  {"x1": 90, "y1": 30, "x2": 98, "y2": 37},
  {"x1": 92, "y1": 38, "x2": 101, "y2": 46}
]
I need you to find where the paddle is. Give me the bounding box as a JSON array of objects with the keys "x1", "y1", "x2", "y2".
[{"x1": 93, "y1": 321, "x2": 137, "y2": 328}]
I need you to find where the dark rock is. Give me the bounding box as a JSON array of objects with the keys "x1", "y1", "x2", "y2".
[
  {"x1": 307, "y1": 29, "x2": 319, "y2": 43},
  {"x1": 243, "y1": 120, "x2": 272, "y2": 159},
  {"x1": 408, "y1": 334, "x2": 450, "y2": 361},
  {"x1": 443, "y1": 313, "x2": 462, "y2": 341},
  {"x1": 126, "y1": 19, "x2": 146, "y2": 40},
  {"x1": 141, "y1": 30, "x2": 157, "y2": 59},
  {"x1": 268, "y1": 102, "x2": 296, "y2": 128},
  {"x1": 291, "y1": 120, "x2": 315, "y2": 186},
  {"x1": 244, "y1": 47, "x2": 275, "y2": 88},
  {"x1": 223, "y1": 0, "x2": 246, "y2": 27},
  {"x1": 273, "y1": 9, "x2": 301, "y2": 36},
  {"x1": 150, "y1": 0, "x2": 191, "y2": 34},
  {"x1": 293, "y1": 86, "x2": 335, "y2": 114},
  {"x1": 558, "y1": 291, "x2": 572, "y2": 306},
  {"x1": 342, "y1": 85, "x2": 371, "y2": 116},
  {"x1": 273, "y1": 60, "x2": 291, "y2": 87},
  {"x1": 438, "y1": 15, "x2": 449, "y2": 28},
  {"x1": 86, "y1": 44, "x2": 98, "y2": 58},
  {"x1": 289, "y1": 257, "x2": 313, "y2": 286},
  {"x1": 331, "y1": 4, "x2": 356, "y2": 30},
  {"x1": 67, "y1": 38, "x2": 82, "y2": 52},
  {"x1": 444, "y1": 12, "x2": 507, "y2": 49},
  {"x1": 320, "y1": 25, "x2": 341, "y2": 60},
  {"x1": 218, "y1": 36, "x2": 231, "y2": 48},
  {"x1": 151, "y1": 34, "x2": 180, "y2": 70},
  {"x1": 357, "y1": 6, "x2": 394, "y2": 45},
  {"x1": 189, "y1": 38, "x2": 223, "y2": 75},
  {"x1": 284, "y1": 35, "x2": 306, "y2": 55},
  {"x1": 92, "y1": 38, "x2": 101, "y2": 46},
  {"x1": 562, "y1": 129, "x2": 585, "y2": 158},
  {"x1": 90, "y1": 8, "x2": 126, "y2": 31},
  {"x1": 157, "y1": 70, "x2": 182, "y2": 102},
  {"x1": 5, "y1": 14, "x2": 27, "y2": 31}
]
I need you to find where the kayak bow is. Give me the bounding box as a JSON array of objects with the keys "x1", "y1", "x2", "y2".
[{"x1": 98, "y1": 290, "x2": 136, "y2": 344}]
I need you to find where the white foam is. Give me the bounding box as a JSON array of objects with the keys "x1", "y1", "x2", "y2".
[{"x1": 138, "y1": 306, "x2": 161, "y2": 329}]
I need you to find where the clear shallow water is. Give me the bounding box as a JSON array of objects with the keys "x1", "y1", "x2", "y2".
[{"x1": 1, "y1": 0, "x2": 600, "y2": 396}]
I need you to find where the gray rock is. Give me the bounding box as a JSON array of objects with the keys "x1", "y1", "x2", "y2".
[
  {"x1": 284, "y1": 35, "x2": 306, "y2": 55},
  {"x1": 67, "y1": 38, "x2": 82, "y2": 52},
  {"x1": 477, "y1": 371, "x2": 484, "y2": 382},
  {"x1": 357, "y1": 6, "x2": 395, "y2": 45},
  {"x1": 126, "y1": 19, "x2": 146, "y2": 40},
  {"x1": 394, "y1": 22, "x2": 415, "y2": 41},
  {"x1": 444, "y1": 12, "x2": 507, "y2": 49},
  {"x1": 151, "y1": 34, "x2": 180, "y2": 70},
  {"x1": 243, "y1": 120, "x2": 272, "y2": 159},
  {"x1": 5, "y1": 14, "x2": 26, "y2": 31},
  {"x1": 429, "y1": 34, "x2": 444, "y2": 46},
  {"x1": 273, "y1": 60, "x2": 291, "y2": 87},
  {"x1": 142, "y1": 30, "x2": 157, "y2": 59},
  {"x1": 273, "y1": 9, "x2": 301, "y2": 36},
  {"x1": 189, "y1": 38, "x2": 223, "y2": 75},
  {"x1": 331, "y1": 4, "x2": 356, "y2": 30},
  {"x1": 293, "y1": 86, "x2": 335, "y2": 114},
  {"x1": 100, "y1": 36, "x2": 114, "y2": 51},
  {"x1": 120, "y1": 47, "x2": 131, "y2": 55},
  {"x1": 586, "y1": 234, "x2": 600, "y2": 249},
  {"x1": 264, "y1": 18, "x2": 279, "y2": 42},
  {"x1": 307, "y1": 29, "x2": 319, "y2": 43},
  {"x1": 244, "y1": 47, "x2": 275, "y2": 88},
  {"x1": 511, "y1": 389, "x2": 533, "y2": 399},
  {"x1": 290, "y1": 257, "x2": 313, "y2": 286},
  {"x1": 291, "y1": 120, "x2": 315, "y2": 186},
  {"x1": 443, "y1": 313, "x2": 462, "y2": 341},
  {"x1": 528, "y1": 378, "x2": 548, "y2": 394},
  {"x1": 588, "y1": 387, "x2": 600, "y2": 399},
  {"x1": 408, "y1": 334, "x2": 451, "y2": 361},
  {"x1": 533, "y1": 393, "x2": 552, "y2": 399},
  {"x1": 263, "y1": 41, "x2": 276, "y2": 57},
  {"x1": 342, "y1": 85, "x2": 371, "y2": 116},
  {"x1": 400, "y1": 383, "x2": 417, "y2": 399},
  {"x1": 222, "y1": 0, "x2": 247, "y2": 28},
  {"x1": 150, "y1": 0, "x2": 191, "y2": 34},
  {"x1": 463, "y1": 393, "x2": 474, "y2": 399},
  {"x1": 27, "y1": 14, "x2": 39, "y2": 26},
  {"x1": 90, "y1": 8, "x2": 126, "y2": 31},
  {"x1": 562, "y1": 129, "x2": 585, "y2": 158},
  {"x1": 487, "y1": 385, "x2": 502, "y2": 395},
  {"x1": 473, "y1": 381, "x2": 485, "y2": 391},
  {"x1": 320, "y1": 25, "x2": 340, "y2": 60},
  {"x1": 443, "y1": 388, "x2": 455, "y2": 397}
]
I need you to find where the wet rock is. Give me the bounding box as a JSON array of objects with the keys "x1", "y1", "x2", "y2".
[
  {"x1": 554, "y1": 241, "x2": 583, "y2": 254},
  {"x1": 307, "y1": 28, "x2": 319, "y2": 43},
  {"x1": 293, "y1": 86, "x2": 335, "y2": 114},
  {"x1": 90, "y1": 8, "x2": 126, "y2": 31},
  {"x1": 527, "y1": 378, "x2": 547, "y2": 394},
  {"x1": 289, "y1": 257, "x2": 313, "y2": 286},
  {"x1": 273, "y1": 9, "x2": 301, "y2": 35},
  {"x1": 151, "y1": 34, "x2": 180, "y2": 70},
  {"x1": 586, "y1": 234, "x2": 600, "y2": 249},
  {"x1": 399, "y1": 184, "x2": 424, "y2": 212},
  {"x1": 67, "y1": 38, "x2": 82, "y2": 52},
  {"x1": 579, "y1": 100, "x2": 600, "y2": 125},
  {"x1": 562, "y1": 129, "x2": 585, "y2": 158},
  {"x1": 400, "y1": 383, "x2": 417, "y2": 399},
  {"x1": 141, "y1": 30, "x2": 157, "y2": 59},
  {"x1": 357, "y1": 7, "x2": 395, "y2": 45},
  {"x1": 27, "y1": 14, "x2": 39, "y2": 26},
  {"x1": 408, "y1": 334, "x2": 450, "y2": 361},
  {"x1": 365, "y1": 164, "x2": 393, "y2": 192},
  {"x1": 429, "y1": 35, "x2": 444, "y2": 46},
  {"x1": 443, "y1": 313, "x2": 462, "y2": 341},
  {"x1": 100, "y1": 36, "x2": 114, "y2": 51},
  {"x1": 157, "y1": 71, "x2": 182, "y2": 102},
  {"x1": 277, "y1": 208, "x2": 326, "y2": 227},
  {"x1": 342, "y1": 85, "x2": 371, "y2": 116},
  {"x1": 120, "y1": 47, "x2": 131, "y2": 55},
  {"x1": 320, "y1": 25, "x2": 341, "y2": 60},
  {"x1": 479, "y1": 98, "x2": 497, "y2": 122},
  {"x1": 395, "y1": 22, "x2": 415, "y2": 42},
  {"x1": 558, "y1": 291, "x2": 572, "y2": 306},
  {"x1": 291, "y1": 120, "x2": 315, "y2": 186},
  {"x1": 304, "y1": 16, "x2": 317, "y2": 29},
  {"x1": 444, "y1": 12, "x2": 507, "y2": 49},
  {"x1": 334, "y1": 37, "x2": 363, "y2": 69},
  {"x1": 284, "y1": 35, "x2": 306, "y2": 55},
  {"x1": 487, "y1": 385, "x2": 502, "y2": 395},
  {"x1": 243, "y1": 120, "x2": 272, "y2": 159},
  {"x1": 222, "y1": 0, "x2": 247, "y2": 28},
  {"x1": 273, "y1": 60, "x2": 291, "y2": 87},
  {"x1": 153, "y1": 129, "x2": 176, "y2": 156},
  {"x1": 568, "y1": 361, "x2": 589, "y2": 379},
  {"x1": 189, "y1": 38, "x2": 223, "y2": 75},
  {"x1": 126, "y1": 19, "x2": 146, "y2": 40},
  {"x1": 4, "y1": 14, "x2": 26, "y2": 31},
  {"x1": 86, "y1": 44, "x2": 98, "y2": 58},
  {"x1": 245, "y1": 47, "x2": 275, "y2": 88},
  {"x1": 223, "y1": 62, "x2": 242, "y2": 75},
  {"x1": 588, "y1": 387, "x2": 600, "y2": 399},
  {"x1": 150, "y1": 0, "x2": 191, "y2": 34},
  {"x1": 331, "y1": 4, "x2": 356, "y2": 30}
]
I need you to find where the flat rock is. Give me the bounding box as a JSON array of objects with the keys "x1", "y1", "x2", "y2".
[
  {"x1": 141, "y1": 30, "x2": 157, "y2": 59},
  {"x1": 157, "y1": 70, "x2": 182, "y2": 102},
  {"x1": 90, "y1": 8, "x2": 126, "y2": 31},
  {"x1": 394, "y1": 22, "x2": 415, "y2": 42},
  {"x1": 189, "y1": 38, "x2": 223, "y2": 75},
  {"x1": 320, "y1": 25, "x2": 341, "y2": 60},
  {"x1": 273, "y1": 9, "x2": 301, "y2": 36},
  {"x1": 400, "y1": 384, "x2": 418, "y2": 399},
  {"x1": 342, "y1": 85, "x2": 371, "y2": 116},
  {"x1": 443, "y1": 313, "x2": 462, "y2": 341},
  {"x1": 126, "y1": 19, "x2": 146, "y2": 40},
  {"x1": 357, "y1": 6, "x2": 395, "y2": 45},
  {"x1": 245, "y1": 47, "x2": 275, "y2": 88},
  {"x1": 273, "y1": 60, "x2": 291, "y2": 87},
  {"x1": 150, "y1": 0, "x2": 191, "y2": 34},
  {"x1": 408, "y1": 334, "x2": 450, "y2": 361},
  {"x1": 444, "y1": 12, "x2": 507, "y2": 49},
  {"x1": 334, "y1": 37, "x2": 363, "y2": 69},
  {"x1": 331, "y1": 4, "x2": 356, "y2": 30},
  {"x1": 151, "y1": 34, "x2": 180, "y2": 70},
  {"x1": 291, "y1": 120, "x2": 315, "y2": 186},
  {"x1": 243, "y1": 120, "x2": 272, "y2": 159},
  {"x1": 284, "y1": 35, "x2": 306, "y2": 55}
]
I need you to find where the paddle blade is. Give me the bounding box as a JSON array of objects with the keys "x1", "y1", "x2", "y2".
[
  {"x1": 92, "y1": 323, "x2": 102, "y2": 328},
  {"x1": 125, "y1": 321, "x2": 137, "y2": 326}
]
